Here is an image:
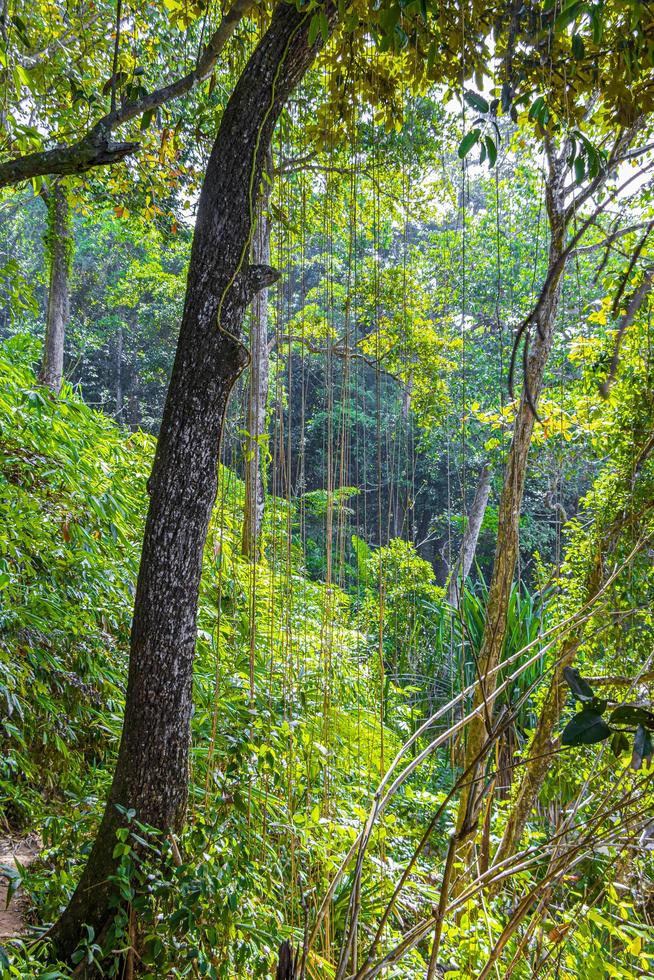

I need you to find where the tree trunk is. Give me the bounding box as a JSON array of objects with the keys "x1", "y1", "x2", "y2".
[
  {"x1": 39, "y1": 182, "x2": 70, "y2": 394},
  {"x1": 50, "y1": 0, "x2": 339, "y2": 960},
  {"x1": 242, "y1": 160, "x2": 272, "y2": 560},
  {"x1": 454, "y1": 144, "x2": 568, "y2": 844},
  {"x1": 446, "y1": 462, "x2": 492, "y2": 607},
  {"x1": 492, "y1": 439, "x2": 654, "y2": 868},
  {"x1": 115, "y1": 326, "x2": 124, "y2": 417}
]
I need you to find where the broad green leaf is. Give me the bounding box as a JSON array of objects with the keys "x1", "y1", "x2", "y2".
[
  {"x1": 561, "y1": 708, "x2": 611, "y2": 746},
  {"x1": 458, "y1": 128, "x2": 481, "y2": 159},
  {"x1": 610, "y1": 704, "x2": 654, "y2": 729},
  {"x1": 464, "y1": 90, "x2": 489, "y2": 114},
  {"x1": 485, "y1": 135, "x2": 497, "y2": 167}
]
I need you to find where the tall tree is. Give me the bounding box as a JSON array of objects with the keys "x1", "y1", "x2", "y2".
[
  {"x1": 494, "y1": 301, "x2": 654, "y2": 868},
  {"x1": 50, "y1": 0, "x2": 340, "y2": 959},
  {"x1": 453, "y1": 127, "x2": 643, "y2": 856}
]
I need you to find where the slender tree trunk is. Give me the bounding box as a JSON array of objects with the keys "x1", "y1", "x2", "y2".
[
  {"x1": 127, "y1": 386, "x2": 141, "y2": 430},
  {"x1": 454, "y1": 144, "x2": 568, "y2": 845},
  {"x1": 446, "y1": 462, "x2": 492, "y2": 607},
  {"x1": 242, "y1": 160, "x2": 272, "y2": 560},
  {"x1": 50, "y1": 0, "x2": 339, "y2": 960},
  {"x1": 39, "y1": 182, "x2": 70, "y2": 394},
  {"x1": 115, "y1": 326, "x2": 124, "y2": 417},
  {"x1": 493, "y1": 445, "x2": 654, "y2": 868}
]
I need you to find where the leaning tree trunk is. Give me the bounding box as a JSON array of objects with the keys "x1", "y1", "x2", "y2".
[
  {"x1": 446, "y1": 462, "x2": 492, "y2": 607},
  {"x1": 454, "y1": 144, "x2": 568, "y2": 845},
  {"x1": 50, "y1": 0, "x2": 339, "y2": 960},
  {"x1": 492, "y1": 432, "x2": 654, "y2": 870},
  {"x1": 242, "y1": 162, "x2": 272, "y2": 560},
  {"x1": 39, "y1": 181, "x2": 70, "y2": 394}
]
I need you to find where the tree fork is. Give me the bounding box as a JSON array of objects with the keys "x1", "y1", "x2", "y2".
[
  {"x1": 49, "y1": 0, "x2": 340, "y2": 961},
  {"x1": 0, "y1": 0, "x2": 255, "y2": 188}
]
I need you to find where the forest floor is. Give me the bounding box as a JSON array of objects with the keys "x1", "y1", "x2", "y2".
[{"x1": 0, "y1": 835, "x2": 40, "y2": 939}]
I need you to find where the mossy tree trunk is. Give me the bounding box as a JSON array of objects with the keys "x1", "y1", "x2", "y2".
[{"x1": 39, "y1": 181, "x2": 71, "y2": 394}]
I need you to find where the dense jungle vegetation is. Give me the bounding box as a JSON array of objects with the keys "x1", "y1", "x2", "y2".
[{"x1": 1, "y1": 1, "x2": 654, "y2": 977}]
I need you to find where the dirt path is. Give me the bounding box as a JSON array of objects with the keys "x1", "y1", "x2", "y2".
[{"x1": 0, "y1": 835, "x2": 40, "y2": 940}]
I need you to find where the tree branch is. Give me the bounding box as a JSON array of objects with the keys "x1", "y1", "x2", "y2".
[
  {"x1": 598, "y1": 264, "x2": 654, "y2": 398},
  {"x1": 572, "y1": 220, "x2": 654, "y2": 255},
  {"x1": 0, "y1": 0, "x2": 254, "y2": 188}
]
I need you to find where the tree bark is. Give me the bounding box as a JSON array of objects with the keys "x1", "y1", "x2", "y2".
[
  {"x1": 446, "y1": 462, "x2": 492, "y2": 607},
  {"x1": 454, "y1": 143, "x2": 568, "y2": 844},
  {"x1": 50, "y1": 0, "x2": 339, "y2": 960},
  {"x1": 242, "y1": 161, "x2": 272, "y2": 560},
  {"x1": 115, "y1": 326, "x2": 124, "y2": 417},
  {"x1": 39, "y1": 182, "x2": 70, "y2": 394}
]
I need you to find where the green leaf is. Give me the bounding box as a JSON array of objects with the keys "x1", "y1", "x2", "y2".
[
  {"x1": 308, "y1": 13, "x2": 321, "y2": 46},
  {"x1": 485, "y1": 135, "x2": 497, "y2": 167},
  {"x1": 561, "y1": 708, "x2": 611, "y2": 746},
  {"x1": 555, "y1": 1, "x2": 584, "y2": 32},
  {"x1": 590, "y1": 5, "x2": 603, "y2": 43},
  {"x1": 574, "y1": 155, "x2": 585, "y2": 184},
  {"x1": 609, "y1": 704, "x2": 654, "y2": 729},
  {"x1": 587, "y1": 146, "x2": 600, "y2": 179},
  {"x1": 464, "y1": 90, "x2": 489, "y2": 114},
  {"x1": 458, "y1": 128, "x2": 481, "y2": 159},
  {"x1": 562, "y1": 666, "x2": 595, "y2": 702},
  {"x1": 528, "y1": 95, "x2": 545, "y2": 122},
  {"x1": 611, "y1": 731, "x2": 630, "y2": 757},
  {"x1": 566, "y1": 140, "x2": 578, "y2": 168},
  {"x1": 15, "y1": 64, "x2": 31, "y2": 89}
]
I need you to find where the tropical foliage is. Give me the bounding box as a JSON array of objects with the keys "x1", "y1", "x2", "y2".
[{"x1": 1, "y1": 1, "x2": 654, "y2": 978}]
